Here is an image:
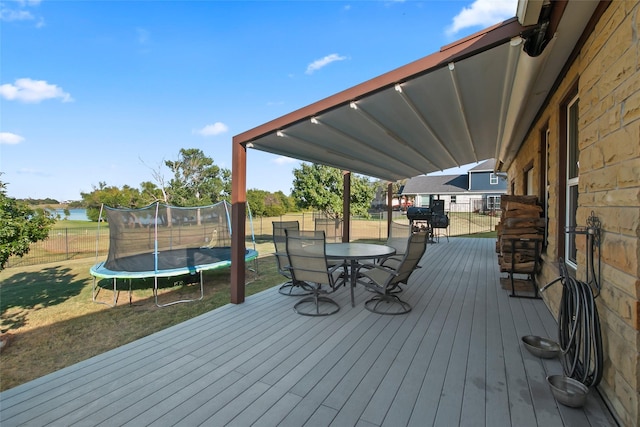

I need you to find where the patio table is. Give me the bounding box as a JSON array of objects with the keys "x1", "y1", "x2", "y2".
[{"x1": 326, "y1": 243, "x2": 396, "y2": 307}]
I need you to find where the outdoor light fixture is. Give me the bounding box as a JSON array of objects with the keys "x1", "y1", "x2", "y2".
[
  {"x1": 448, "y1": 62, "x2": 455, "y2": 71},
  {"x1": 395, "y1": 83, "x2": 403, "y2": 93},
  {"x1": 349, "y1": 101, "x2": 358, "y2": 110},
  {"x1": 245, "y1": 143, "x2": 254, "y2": 148},
  {"x1": 276, "y1": 131, "x2": 285, "y2": 137},
  {"x1": 310, "y1": 117, "x2": 319, "y2": 124}
]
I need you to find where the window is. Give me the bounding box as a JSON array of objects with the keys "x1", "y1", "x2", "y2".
[
  {"x1": 526, "y1": 168, "x2": 534, "y2": 195},
  {"x1": 541, "y1": 126, "x2": 550, "y2": 249},
  {"x1": 487, "y1": 196, "x2": 500, "y2": 211},
  {"x1": 566, "y1": 95, "x2": 579, "y2": 266},
  {"x1": 523, "y1": 161, "x2": 534, "y2": 195},
  {"x1": 490, "y1": 173, "x2": 499, "y2": 185},
  {"x1": 450, "y1": 195, "x2": 457, "y2": 204}
]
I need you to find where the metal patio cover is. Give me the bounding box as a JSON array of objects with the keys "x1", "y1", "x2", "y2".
[{"x1": 232, "y1": 0, "x2": 600, "y2": 180}]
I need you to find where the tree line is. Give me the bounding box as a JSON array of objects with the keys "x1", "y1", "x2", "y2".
[
  {"x1": 1, "y1": 147, "x2": 399, "y2": 268},
  {"x1": 79, "y1": 148, "x2": 382, "y2": 221}
]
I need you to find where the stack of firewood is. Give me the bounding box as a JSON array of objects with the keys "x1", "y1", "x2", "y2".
[{"x1": 496, "y1": 195, "x2": 545, "y2": 274}]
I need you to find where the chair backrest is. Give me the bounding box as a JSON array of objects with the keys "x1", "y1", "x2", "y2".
[
  {"x1": 387, "y1": 221, "x2": 411, "y2": 256},
  {"x1": 387, "y1": 231, "x2": 428, "y2": 287},
  {"x1": 315, "y1": 217, "x2": 342, "y2": 242},
  {"x1": 273, "y1": 221, "x2": 299, "y2": 276},
  {"x1": 285, "y1": 229, "x2": 331, "y2": 286},
  {"x1": 389, "y1": 221, "x2": 411, "y2": 238}
]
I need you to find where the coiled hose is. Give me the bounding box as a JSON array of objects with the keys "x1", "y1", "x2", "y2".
[{"x1": 548, "y1": 261, "x2": 603, "y2": 387}]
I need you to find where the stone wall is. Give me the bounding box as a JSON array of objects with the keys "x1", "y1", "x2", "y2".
[{"x1": 506, "y1": 2, "x2": 640, "y2": 425}]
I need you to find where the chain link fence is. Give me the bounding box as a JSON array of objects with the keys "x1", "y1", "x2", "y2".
[{"x1": 6, "y1": 206, "x2": 499, "y2": 268}]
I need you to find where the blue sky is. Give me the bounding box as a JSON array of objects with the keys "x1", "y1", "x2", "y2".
[{"x1": 1, "y1": 0, "x2": 517, "y2": 202}]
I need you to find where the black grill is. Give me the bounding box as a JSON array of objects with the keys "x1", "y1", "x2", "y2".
[
  {"x1": 406, "y1": 207, "x2": 432, "y2": 221},
  {"x1": 431, "y1": 213, "x2": 449, "y2": 228}
]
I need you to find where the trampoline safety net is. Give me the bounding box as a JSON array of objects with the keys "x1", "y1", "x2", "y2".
[{"x1": 100, "y1": 201, "x2": 234, "y2": 273}]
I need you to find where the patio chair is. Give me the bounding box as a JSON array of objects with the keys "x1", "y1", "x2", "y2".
[
  {"x1": 357, "y1": 231, "x2": 428, "y2": 315},
  {"x1": 388, "y1": 221, "x2": 411, "y2": 249},
  {"x1": 382, "y1": 221, "x2": 412, "y2": 270},
  {"x1": 285, "y1": 229, "x2": 341, "y2": 316},
  {"x1": 273, "y1": 221, "x2": 311, "y2": 296}
]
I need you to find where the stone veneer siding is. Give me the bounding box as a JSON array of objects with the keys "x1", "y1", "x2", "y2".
[{"x1": 506, "y1": 2, "x2": 640, "y2": 425}]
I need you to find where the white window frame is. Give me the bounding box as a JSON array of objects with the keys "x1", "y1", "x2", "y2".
[
  {"x1": 544, "y1": 127, "x2": 550, "y2": 248},
  {"x1": 526, "y1": 168, "x2": 534, "y2": 195},
  {"x1": 490, "y1": 173, "x2": 499, "y2": 185},
  {"x1": 566, "y1": 95, "x2": 579, "y2": 267},
  {"x1": 487, "y1": 195, "x2": 500, "y2": 211}
]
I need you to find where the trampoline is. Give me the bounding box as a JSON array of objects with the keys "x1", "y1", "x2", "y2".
[{"x1": 90, "y1": 201, "x2": 258, "y2": 307}]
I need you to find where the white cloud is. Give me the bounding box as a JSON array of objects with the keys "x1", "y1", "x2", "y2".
[
  {"x1": 0, "y1": 9, "x2": 33, "y2": 21},
  {"x1": 0, "y1": 78, "x2": 73, "y2": 103},
  {"x1": 273, "y1": 156, "x2": 297, "y2": 165},
  {"x1": 0, "y1": 132, "x2": 25, "y2": 145},
  {"x1": 305, "y1": 53, "x2": 347, "y2": 75},
  {"x1": 446, "y1": 0, "x2": 517, "y2": 36},
  {"x1": 194, "y1": 122, "x2": 229, "y2": 136},
  {"x1": 1, "y1": 0, "x2": 44, "y2": 26}
]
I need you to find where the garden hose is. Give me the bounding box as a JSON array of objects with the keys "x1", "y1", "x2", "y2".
[
  {"x1": 556, "y1": 262, "x2": 603, "y2": 387},
  {"x1": 541, "y1": 212, "x2": 603, "y2": 387}
]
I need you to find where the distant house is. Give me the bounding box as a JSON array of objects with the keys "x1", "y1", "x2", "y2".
[{"x1": 401, "y1": 159, "x2": 507, "y2": 213}]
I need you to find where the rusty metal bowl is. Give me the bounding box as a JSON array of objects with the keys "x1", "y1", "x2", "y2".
[
  {"x1": 546, "y1": 375, "x2": 590, "y2": 407},
  {"x1": 521, "y1": 335, "x2": 560, "y2": 359}
]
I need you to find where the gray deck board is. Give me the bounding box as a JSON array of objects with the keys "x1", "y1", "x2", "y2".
[{"x1": 0, "y1": 238, "x2": 618, "y2": 427}]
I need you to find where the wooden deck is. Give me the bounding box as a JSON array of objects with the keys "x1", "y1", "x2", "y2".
[{"x1": 0, "y1": 238, "x2": 617, "y2": 426}]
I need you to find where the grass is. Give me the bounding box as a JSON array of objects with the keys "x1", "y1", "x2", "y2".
[
  {"x1": 0, "y1": 253, "x2": 283, "y2": 392},
  {"x1": 51, "y1": 219, "x2": 106, "y2": 230}
]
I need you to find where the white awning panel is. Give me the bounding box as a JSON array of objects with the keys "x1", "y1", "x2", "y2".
[{"x1": 235, "y1": 1, "x2": 601, "y2": 180}]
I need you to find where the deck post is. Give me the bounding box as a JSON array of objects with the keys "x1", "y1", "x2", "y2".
[
  {"x1": 231, "y1": 137, "x2": 247, "y2": 304},
  {"x1": 342, "y1": 171, "x2": 351, "y2": 242},
  {"x1": 387, "y1": 183, "x2": 393, "y2": 236}
]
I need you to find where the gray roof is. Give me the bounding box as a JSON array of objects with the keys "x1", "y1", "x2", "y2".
[
  {"x1": 468, "y1": 158, "x2": 497, "y2": 172},
  {"x1": 401, "y1": 175, "x2": 468, "y2": 195}
]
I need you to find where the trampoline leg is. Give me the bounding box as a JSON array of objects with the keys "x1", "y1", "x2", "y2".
[
  {"x1": 92, "y1": 276, "x2": 118, "y2": 308},
  {"x1": 113, "y1": 278, "x2": 118, "y2": 306},
  {"x1": 154, "y1": 276, "x2": 160, "y2": 307},
  {"x1": 154, "y1": 272, "x2": 205, "y2": 308},
  {"x1": 245, "y1": 258, "x2": 259, "y2": 285}
]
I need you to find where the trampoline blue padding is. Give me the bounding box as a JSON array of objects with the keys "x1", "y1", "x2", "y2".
[
  {"x1": 90, "y1": 247, "x2": 258, "y2": 279},
  {"x1": 89, "y1": 201, "x2": 259, "y2": 307},
  {"x1": 90, "y1": 247, "x2": 258, "y2": 307}
]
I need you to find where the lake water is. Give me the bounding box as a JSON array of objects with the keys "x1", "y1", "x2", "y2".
[{"x1": 51, "y1": 208, "x2": 90, "y2": 221}]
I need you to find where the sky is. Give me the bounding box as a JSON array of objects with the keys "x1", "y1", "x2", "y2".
[{"x1": 0, "y1": 0, "x2": 518, "y2": 202}]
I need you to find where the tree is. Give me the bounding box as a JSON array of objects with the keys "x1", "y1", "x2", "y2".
[
  {"x1": 80, "y1": 182, "x2": 144, "y2": 221},
  {"x1": 139, "y1": 181, "x2": 165, "y2": 205},
  {"x1": 291, "y1": 164, "x2": 374, "y2": 219},
  {"x1": 140, "y1": 157, "x2": 170, "y2": 203},
  {"x1": 274, "y1": 191, "x2": 296, "y2": 212},
  {"x1": 165, "y1": 148, "x2": 231, "y2": 206},
  {"x1": 0, "y1": 180, "x2": 55, "y2": 270},
  {"x1": 247, "y1": 189, "x2": 291, "y2": 217}
]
